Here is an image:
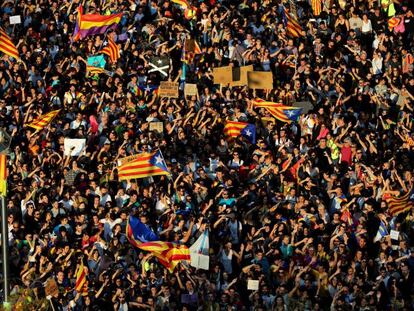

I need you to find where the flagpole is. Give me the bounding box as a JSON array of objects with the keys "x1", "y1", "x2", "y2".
[
  {"x1": 1, "y1": 194, "x2": 9, "y2": 306},
  {"x1": 0, "y1": 130, "x2": 12, "y2": 308}
]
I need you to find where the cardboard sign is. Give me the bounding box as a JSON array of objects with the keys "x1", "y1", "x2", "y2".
[
  {"x1": 230, "y1": 65, "x2": 254, "y2": 87},
  {"x1": 64, "y1": 138, "x2": 86, "y2": 156},
  {"x1": 9, "y1": 15, "x2": 21, "y2": 25},
  {"x1": 247, "y1": 280, "x2": 259, "y2": 290},
  {"x1": 184, "y1": 83, "x2": 198, "y2": 97},
  {"x1": 45, "y1": 278, "x2": 59, "y2": 298},
  {"x1": 390, "y1": 230, "x2": 400, "y2": 240},
  {"x1": 213, "y1": 66, "x2": 233, "y2": 85},
  {"x1": 159, "y1": 81, "x2": 179, "y2": 98},
  {"x1": 149, "y1": 122, "x2": 164, "y2": 134},
  {"x1": 190, "y1": 253, "x2": 210, "y2": 270},
  {"x1": 247, "y1": 71, "x2": 273, "y2": 89}
]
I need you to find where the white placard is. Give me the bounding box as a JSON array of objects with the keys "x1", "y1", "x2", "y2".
[
  {"x1": 247, "y1": 280, "x2": 259, "y2": 290},
  {"x1": 390, "y1": 230, "x2": 400, "y2": 240},
  {"x1": 9, "y1": 15, "x2": 21, "y2": 25},
  {"x1": 190, "y1": 253, "x2": 209, "y2": 270},
  {"x1": 64, "y1": 138, "x2": 86, "y2": 156}
]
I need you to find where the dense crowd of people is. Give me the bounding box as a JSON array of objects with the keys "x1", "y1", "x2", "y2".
[{"x1": 1, "y1": 0, "x2": 414, "y2": 310}]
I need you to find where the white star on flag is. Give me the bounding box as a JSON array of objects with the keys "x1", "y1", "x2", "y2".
[
  {"x1": 155, "y1": 155, "x2": 163, "y2": 165},
  {"x1": 245, "y1": 129, "x2": 251, "y2": 137},
  {"x1": 145, "y1": 86, "x2": 151, "y2": 92},
  {"x1": 157, "y1": 59, "x2": 163, "y2": 64},
  {"x1": 286, "y1": 110, "x2": 294, "y2": 117}
]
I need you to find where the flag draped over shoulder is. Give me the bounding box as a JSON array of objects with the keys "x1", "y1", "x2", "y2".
[
  {"x1": 126, "y1": 215, "x2": 158, "y2": 247},
  {"x1": 0, "y1": 28, "x2": 19, "y2": 60},
  {"x1": 27, "y1": 110, "x2": 60, "y2": 131},
  {"x1": 75, "y1": 261, "x2": 87, "y2": 292},
  {"x1": 0, "y1": 154, "x2": 6, "y2": 197},
  {"x1": 386, "y1": 189, "x2": 414, "y2": 216},
  {"x1": 101, "y1": 38, "x2": 120, "y2": 63},
  {"x1": 253, "y1": 99, "x2": 302, "y2": 123},
  {"x1": 374, "y1": 220, "x2": 388, "y2": 242},
  {"x1": 224, "y1": 121, "x2": 256, "y2": 144},
  {"x1": 281, "y1": 7, "x2": 303, "y2": 38},
  {"x1": 118, "y1": 150, "x2": 169, "y2": 180},
  {"x1": 72, "y1": 5, "x2": 122, "y2": 42},
  {"x1": 138, "y1": 241, "x2": 190, "y2": 272}
]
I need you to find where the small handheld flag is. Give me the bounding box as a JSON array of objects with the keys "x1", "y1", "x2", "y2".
[
  {"x1": 118, "y1": 150, "x2": 169, "y2": 180},
  {"x1": 27, "y1": 110, "x2": 61, "y2": 131},
  {"x1": 224, "y1": 121, "x2": 256, "y2": 144}
]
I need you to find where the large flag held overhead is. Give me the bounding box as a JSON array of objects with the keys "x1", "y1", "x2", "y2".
[
  {"x1": 101, "y1": 38, "x2": 120, "y2": 63},
  {"x1": 72, "y1": 5, "x2": 123, "y2": 42},
  {"x1": 138, "y1": 241, "x2": 190, "y2": 272},
  {"x1": 126, "y1": 215, "x2": 158, "y2": 248},
  {"x1": 224, "y1": 121, "x2": 256, "y2": 144},
  {"x1": 281, "y1": 7, "x2": 303, "y2": 38},
  {"x1": 0, "y1": 28, "x2": 19, "y2": 60},
  {"x1": 0, "y1": 154, "x2": 6, "y2": 197},
  {"x1": 118, "y1": 150, "x2": 169, "y2": 180},
  {"x1": 27, "y1": 110, "x2": 60, "y2": 131},
  {"x1": 374, "y1": 220, "x2": 388, "y2": 242},
  {"x1": 386, "y1": 189, "x2": 414, "y2": 216},
  {"x1": 253, "y1": 99, "x2": 302, "y2": 123},
  {"x1": 75, "y1": 261, "x2": 87, "y2": 292}
]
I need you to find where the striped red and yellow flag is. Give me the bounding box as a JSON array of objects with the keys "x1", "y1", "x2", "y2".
[
  {"x1": 86, "y1": 66, "x2": 106, "y2": 75},
  {"x1": 0, "y1": 28, "x2": 19, "y2": 60},
  {"x1": 283, "y1": 8, "x2": 303, "y2": 38},
  {"x1": 224, "y1": 121, "x2": 248, "y2": 138},
  {"x1": 27, "y1": 110, "x2": 60, "y2": 131},
  {"x1": 311, "y1": 0, "x2": 322, "y2": 16},
  {"x1": 138, "y1": 241, "x2": 190, "y2": 272},
  {"x1": 101, "y1": 38, "x2": 120, "y2": 63},
  {"x1": 0, "y1": 154, "x2": 6, "y2": 197},
  {"x1": 118, "y1": 150, "x2": 169, "y2": 180},
  {"x1": 75, "y1": 261, "x2": 87, "y2": 292},
  {"x1": 388, "y1": 17, "x2": 401, "y2": 29},
  {"x1": 386, "y1": 189, "x2": 414, "y2": 216},
  {"x1": 253, "y1": 99, "x2": 302, "y2": 123}
]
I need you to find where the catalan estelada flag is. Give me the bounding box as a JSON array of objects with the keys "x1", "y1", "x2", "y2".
[
  {"x1": 281, "y1": 7, "x2": 303, "y2": 38},
  {"x1": 0, "y1": 28, "x2": 19, "y2": 60},
  {"x1": 138, "y1": 241, "x2": 190, "y2": 272},
  {"x1": 101, "y1": 38, "x2": 120, "y2": 63},
  {"x1": 126, "y1": 215, "x2": 158, "y2": 248},
  {"x1": 75, "y1": 261, "x2": 87, "y2": 292},
  {"x1": 253, "y1": 99, "x2": 302, "y2": 123},
  {"x1": 118, "y1": 150, "x2": 169, "y2": 180},
  {"x1": 224, "y1": 121, "x2": 256, "y2": 144},
  {"x1": 386, "y1": 189, "x2": 413, "y2": 216},
  {"x1": 27, "y1": 110, "x2": 60, "y2": 131},
  {"x1": 311, "y1": 0, "x2": 322, "y2": 16},
  {"x1": 72, "y1": 5, "x2": 123, "y2": 42},
  {"x1": 0, "y1": 154, "x2": 6, "y2": 197}
]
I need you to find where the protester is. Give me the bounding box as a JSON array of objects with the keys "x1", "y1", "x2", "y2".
[{"x1": 1, "y1": 0, "x2": 414, "y2": 310}]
